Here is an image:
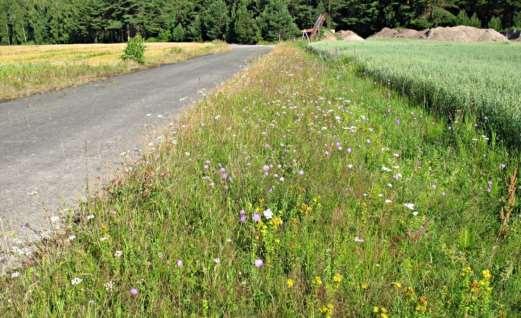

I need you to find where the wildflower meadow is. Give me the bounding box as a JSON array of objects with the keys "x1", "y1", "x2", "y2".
[{"x1": 1, "y1": 44, "x2": 520, "y2": 316}]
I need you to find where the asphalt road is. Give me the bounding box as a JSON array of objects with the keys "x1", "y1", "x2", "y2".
[{"x1": 0, "y1": 45, "x2": 271, "y2": 272}]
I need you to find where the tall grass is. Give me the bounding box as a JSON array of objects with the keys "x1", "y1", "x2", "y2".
[
  {"x1": 311, "y1": 40, "x2": 521, "y2": 147},
  {"x1": 1, "y1": 45, "x2": 520, "y2": 316},
  {"x1": 0, "y1": 42, "x2": 229, "y2": 101}
]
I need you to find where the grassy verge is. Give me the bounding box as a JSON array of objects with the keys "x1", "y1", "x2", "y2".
[
  {"x1": 311, "y1": 40, "x2": 521, "y2": 147},
  {"x1": 0, "y1": 42, "x2": 229, "y2": 101},
  {"x1": 1, "y1": 44, "x2": 520, "y2": 316}
]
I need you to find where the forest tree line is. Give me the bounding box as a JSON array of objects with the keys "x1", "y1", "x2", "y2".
[{"x1": 0, "y1": 0, "x2": 520, "y2": 45}]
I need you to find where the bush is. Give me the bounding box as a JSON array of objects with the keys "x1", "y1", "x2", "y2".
[
  {"x1": 409, "y1": 17, "x2": 432, "y2": 30},
  {"x1": 122, "y1": 35, "x2": 146, "y2": 64}
]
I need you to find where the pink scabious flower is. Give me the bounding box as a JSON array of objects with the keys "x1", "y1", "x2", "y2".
[
  {"x1": 219, "y1": 167, "x2": 229, "y2": 181},
  {"x1": 252, "y1": 213, "x2": 261, "y2": 222},
  {"x1": 254, "y1": 259, "x2": 264, "y2": 268},
  {"x1": 130, "y1": 288, "x2": 139, "y2": 297},
  {"x1": 239, "y1": 209, "x2": 247, "y2": 223}
]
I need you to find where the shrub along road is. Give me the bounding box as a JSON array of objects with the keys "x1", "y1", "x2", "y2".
[{"x1": 0, "y1": 45, "x2": 271, "y2": 273}]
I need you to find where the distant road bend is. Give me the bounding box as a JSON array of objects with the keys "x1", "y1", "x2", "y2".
[{"x1": 0, "y1": 45, "x2": 271, "y2": 272}]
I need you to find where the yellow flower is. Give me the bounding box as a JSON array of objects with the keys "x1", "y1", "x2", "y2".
[
  {"x1": 462, "y1": 266, "x2": 473, "y2": 276},
  {"x1": 333, "y1": 273, "x2": 343, "y2": 285},
  {"x1": 299, "y1": 203, "x2": 312, "y2": 215},
  {"x1": 286, "y1": 278, "x2": 295, "y2": 288},
  {"x1": 361, "y1": 283, "x2": 369, "y2": 290},
  {"x1": 392, "y1": 282, "x2": 402, "y2": 289},
  {"x1": 373, "y1": 306, "x2": 380, "y2": 313},
  {"x1": 271, "y1": 216, "x2": 283, "y2": 228},
  {"x1": 313, "y1": 276, "x2": 323, "y2": 287},
  {"x1": 482, "y1": 269, "x2": 492, "y2": 281},
  {"x1": 319, "y1": 303, "x2": 334, "y2": 317}
]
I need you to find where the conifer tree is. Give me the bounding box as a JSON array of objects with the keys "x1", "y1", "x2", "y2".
[
  {"x1": 231, "y1": 0, "x2": 260, "y2": 44},
  {"x1": 203, "y1": 0, "x2": 229, "y2": 40},
  {"x1": 258, "y1": 0, "x2": 299, "y2": 41}
]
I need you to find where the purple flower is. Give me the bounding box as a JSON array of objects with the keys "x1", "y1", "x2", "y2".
[
  {"x1": 239, "y1": 209, "x2": 247, "y2": 223},
  {"x1": 252, "y1": 213, "x2": 261, "y2": 222},
  {"x1": 254, "y1": 259, "x2": 264, "y2": 268},
  {"x1": 395, "y1": 119, "x2": 401, "y2": 125},
  {"x1": 219, "y1": 167, "x2": 229, "y2": 181},
  {"x1": 130, "y1": 288, "x2": 139, "y2": 297}
]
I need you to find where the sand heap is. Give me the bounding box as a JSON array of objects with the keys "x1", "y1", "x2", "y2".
[
  {"x1": 372, "y1": 27, "x2": 427, "y2": 39},
  {"x1": 336, "y1": 30, "x2": 365, "y2": 42},
  {"x1": 321, "y1": 31, "x2": 338, "y2": 41},
  {"x1": 371, "y1": 26, "x2": 507, "y2": 42},
  {"x1": 426, "y1": 26, "x2": 507, "y2": 42}
]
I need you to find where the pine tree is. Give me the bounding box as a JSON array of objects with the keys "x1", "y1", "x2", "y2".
[
  {"x1": 469, "y1": 13, "x2": 481, "y2": 28},
  {"x1": 457, "y1": 10, "x2": 472, "y2": 26},
  {"x1": 231, "y1": 0, "x2": 260, "y2": 44},
  {"x1": 514, "y1": 12, "x2": 521, "y2": 29},
  {"x1": 258, "y1": 0, "x2": 299, "y2": 41},
  {"x1": 9, "y1": 0, "x2": 29, "y2": 44},
  {"x1": 203, "y1": 0, "x2": 229, "y2": 40},
  {"x1": 172, "y1": 24, "x2": 186, "y2": 41},
  {"x1": 187, "y1": 14, "x2": 203, "y2": 41},
  {"x1": 488, "y1": 16, "x2": 502, "y2": 31},
  {"x1": 0, "y1": 0, "x2": 11, "y2": 44}
]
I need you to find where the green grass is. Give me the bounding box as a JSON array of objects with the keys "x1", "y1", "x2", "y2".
[
  {"x1": 311, "y1": 40, "x2": 521, "y2": 148},
  {"x1": 1, "y1": 44, "x2": 520, "y2": 316}
]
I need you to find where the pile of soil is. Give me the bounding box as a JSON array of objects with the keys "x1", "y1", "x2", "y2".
[
  {"x1": 426, "y1": 26, "x2": 507, "y2": 42},
  {"x1": 321, "y1": 31, "x2": 338, "y2": 41},
  {"x1": 371, "y1": 26, "x2": 508, "y2": 42},
  {"x1": 371, "y1": 27, "x2": 427, "y2": 39},
  {"x1": 336, "y1": 30, "x2": 365, "y2": 42}
]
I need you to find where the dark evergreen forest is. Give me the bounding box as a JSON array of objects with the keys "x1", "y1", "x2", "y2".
[{"x1": 1, "y1": 0, "x2": 520, "y2": 45}]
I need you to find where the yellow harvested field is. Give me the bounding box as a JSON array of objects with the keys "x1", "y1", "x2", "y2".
[{"x1": 0, "y1": 42, "x2": 229, "y2": 101}]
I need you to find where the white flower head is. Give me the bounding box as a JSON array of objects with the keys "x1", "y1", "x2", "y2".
[
  {"x1": 404, "y1": 203, "x2": 415, "y2": 211},
  {"x1": 354, "y1": 236, "x2": 365, "y2": 243},
  {"x1": 105, "y1": 280, "x2": 114, "y2": 291},
  {"x1": 263, "y1": 208, "x2": 273, "y2": 220},
  {"x1": 114, "y1": 250, "x2": 123, "y2": 258},
  {"x1": 71, "y1": 277, "x2": 83, "y2": 286}
]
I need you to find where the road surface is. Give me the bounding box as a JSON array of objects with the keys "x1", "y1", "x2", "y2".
[{"x1": 0, "y1": 45, "x2": 271, "y2": 273}]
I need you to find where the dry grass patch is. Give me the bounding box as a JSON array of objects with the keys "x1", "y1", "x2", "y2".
[{"x1": 0, "y1": 42, "x2": 229, "y2": 101}]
